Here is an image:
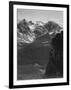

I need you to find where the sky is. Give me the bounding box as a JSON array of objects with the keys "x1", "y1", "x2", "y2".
[{"x1": 17, "y1": 9, "x2": 63, "y2": 25}]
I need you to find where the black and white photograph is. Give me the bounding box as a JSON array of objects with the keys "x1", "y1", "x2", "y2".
[
  {"x1": 17, "y1": 8, "x2": 63, "y2": 80},
  {"x1": 9, "y1": 1, "x2": 69, "y2": 88}
]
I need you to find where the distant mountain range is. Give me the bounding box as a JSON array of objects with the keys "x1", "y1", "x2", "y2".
[{"x1": 17, "y1": 19, "x2": 63, "y2": 48}]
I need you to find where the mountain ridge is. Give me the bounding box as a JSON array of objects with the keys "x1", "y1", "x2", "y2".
[{"x1": 17, "y1": 19, "x2": 63, "y2": 48}]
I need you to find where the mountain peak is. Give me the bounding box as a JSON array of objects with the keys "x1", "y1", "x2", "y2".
[{"x1": 36, "y1": 21, "x2": 45, "y2": 26}]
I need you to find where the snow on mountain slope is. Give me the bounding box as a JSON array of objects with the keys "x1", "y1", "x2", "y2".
[{"x1": 17, "y1": 19, "x2": 62, "y2": 48}]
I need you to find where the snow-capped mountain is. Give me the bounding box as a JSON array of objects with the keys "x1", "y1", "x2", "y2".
[
  {"x1": 17, "y1": 19, "x2": 62, "y2": 48},
  {"x1": 36, "y1": 21, "x2": 45, "y2": 26}
]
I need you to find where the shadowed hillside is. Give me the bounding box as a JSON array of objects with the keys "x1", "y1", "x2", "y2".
[{"x1": 17, "y1": 19, "x2": 63, "y2": 80}]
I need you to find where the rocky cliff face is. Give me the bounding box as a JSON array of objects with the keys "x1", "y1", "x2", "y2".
[{"x1": 17, "y1": 19, "x2": 62, "y2": 49}]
